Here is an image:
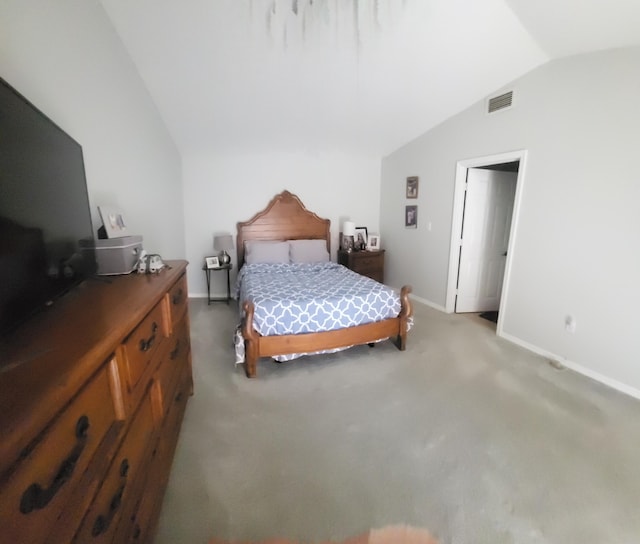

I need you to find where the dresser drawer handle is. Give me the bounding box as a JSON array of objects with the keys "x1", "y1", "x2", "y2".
[
  {"x1": 91, "y1": 482, "x2": 126, "y2": 537},
  {"x1": 172, "y1": 289, "x2": 183, "y2": 305},
  {"x1": 119, "y1": 458, "x2": 130, "y2": 478},
  {"x1": 169, "y1": 339, "x2": 181, "y2": 360},
  {"x1": 20, "y1": 415, "x2": 90, "y2": 514},
  {"x1": 138, "y1": 322, "x2": 158, "y2": 352}
]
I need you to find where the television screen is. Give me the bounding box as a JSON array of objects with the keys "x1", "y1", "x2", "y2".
[{"x1": 0, "y1": 77, "x2": 96, "y2": 336}]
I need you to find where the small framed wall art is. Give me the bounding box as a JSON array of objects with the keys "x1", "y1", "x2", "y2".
[
  {"x1": 406, "y1": 176, "x2": 418, "y2": 199},
  {"x1": 405, "y1": 205, "x2": 418, "y2": 228}
]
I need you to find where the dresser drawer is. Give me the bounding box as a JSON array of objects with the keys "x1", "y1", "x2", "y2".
[
  {"x1": 116, "y1": 368, "x2": 190, "y2": 544},
  {"x1": 167, "y1": 274, "x2": 188, "y2": 332},
  {"x1": 153, "y1": 365, "x2": 191, "y2": 501},
  {"x1": 112, "y1": 433, "x2": 165, "y2": 544},
  {"x1": 73, "y1": 391, "x2": 156, "y2": 543},
  {"x1": 121, "y1": 302, "x2": 166, "y2": 397},
  {"x1": 0, "y1": 361, "x2": 119, "y2": 544},
  {"x1": 154, "y1": 320, "x2": 191, "y2": 421}
]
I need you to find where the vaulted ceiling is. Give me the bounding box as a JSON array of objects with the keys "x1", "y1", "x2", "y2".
[{"x1": 100, "y1": 0, "x2": 640, "y2": 156}]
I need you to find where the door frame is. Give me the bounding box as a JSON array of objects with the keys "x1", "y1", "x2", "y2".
[{"x1": 445, "y1": 150, "x2": 528, "y2": 335}]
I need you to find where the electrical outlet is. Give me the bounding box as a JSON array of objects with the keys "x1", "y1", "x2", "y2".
[{"x1": 565, "y1": 315, "x2": 576, "y2": 333}]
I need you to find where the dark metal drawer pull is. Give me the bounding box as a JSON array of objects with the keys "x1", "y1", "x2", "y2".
[
  {"x1": 20, "y1": 415, "x2": 90, "y2": 515},
  {"x1": 169, "y1": 339, "x2": 181, "y2": 360},
  {"x1": 138, "y1": 322, "x2": 158, "y2": 352},
  {"x1": 172, "y1": 289, "x2": 183, "y2": 305},
  {"x1": 91, "y1": 482, "x2": 126, "y2": 537}
]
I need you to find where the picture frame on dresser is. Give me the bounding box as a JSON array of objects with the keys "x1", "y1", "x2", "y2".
[
  {"x1": 367, "y1": 234, "x2": 381, "y2": 251},
  {"x1": 98, "y1": 205, "x2": 128, "y2": 238}
]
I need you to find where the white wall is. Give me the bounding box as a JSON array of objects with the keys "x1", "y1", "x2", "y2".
[
  {"x1": 0, "y1": 0, "x2": 185, "y2": 259},
  {"x1": 381, "y1": 47, "x2": 640, "y2": 395},
  {"x1": 183, "y1": 150, "x2": 381, "y2": 297}
]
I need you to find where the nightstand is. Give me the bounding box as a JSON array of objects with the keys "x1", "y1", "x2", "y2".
[
  {"x1": 202, "y1": 263, "x2": 232, "y2": 304},
  {"x1": 338, "y1": 250, "x2": 385, "y2": 283}
]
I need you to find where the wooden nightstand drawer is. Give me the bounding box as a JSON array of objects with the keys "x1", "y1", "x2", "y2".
[
  {"x1": 353, "y1": 255, "x2": 380, "y2": 272},
  {"x1": 338, "y1": 250, "x2": 385, "y2": 283}
]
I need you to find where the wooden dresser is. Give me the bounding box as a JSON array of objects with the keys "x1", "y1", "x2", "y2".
[
  {"x1": 338, "y1": 250, "x2": 385, "y2": 283},
  {"x1": 0, "y1": 260, "x2": 192, "y2": 544}
]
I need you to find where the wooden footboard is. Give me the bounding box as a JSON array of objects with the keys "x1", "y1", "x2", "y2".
[{"x1": 241, "y1": 285, "x2": 412, "y2": 378}]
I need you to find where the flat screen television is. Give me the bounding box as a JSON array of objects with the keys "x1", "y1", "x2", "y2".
[{"x1": 0, "y1": 76, "x2": 97, "y2": 337}]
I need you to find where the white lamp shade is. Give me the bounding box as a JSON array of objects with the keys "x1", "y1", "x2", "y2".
[{"x1": 342, "y1": 221, "x2": 356, "y2": 236}]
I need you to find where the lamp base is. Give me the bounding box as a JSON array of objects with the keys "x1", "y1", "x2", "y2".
[{"x1": 219, "y1": 251, "x2": 231, "y2": 265}]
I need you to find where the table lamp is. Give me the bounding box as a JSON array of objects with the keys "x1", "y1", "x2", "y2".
[{"x1": 213, "y1": 233, "x2": 233, "y2": 265}]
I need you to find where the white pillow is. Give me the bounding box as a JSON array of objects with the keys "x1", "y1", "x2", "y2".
[
  {"x1": 245, "y1": 240, "x2": 290, "y2": 264},
  {"x1": 289, "y1": 239, "x2": 330, "y2": 263}
]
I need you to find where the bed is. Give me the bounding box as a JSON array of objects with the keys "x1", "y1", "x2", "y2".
[{"x1": 236, "y1": 190, "x2": 412, "y2": 378}]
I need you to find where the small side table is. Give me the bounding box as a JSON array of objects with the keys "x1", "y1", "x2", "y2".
[{"x1": 202, "y1": 263, "x2": 232, "y2": 304}]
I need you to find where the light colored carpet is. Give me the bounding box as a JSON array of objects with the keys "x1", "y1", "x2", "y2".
[
  {"x1": 154, "y1": 297, "x2": 640, "y2": 544},
  {"x1": 209, "y1": 524, "x2": 438, "y2": 544}
]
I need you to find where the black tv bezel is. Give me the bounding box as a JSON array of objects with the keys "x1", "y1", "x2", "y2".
[{"x1": 0, "y1": 76, "x2": 97, "y2": 338}]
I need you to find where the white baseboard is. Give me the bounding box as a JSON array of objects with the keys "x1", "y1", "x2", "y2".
[
  {"x1": 190, "y1": 293, "x2": 236, "y2": 300},
  {"x1": 408, "y1": 293, "x2": 447, "y2": 313},
  {"x1": 500, "y1": 331, "x2": 640, "y2": 401}
]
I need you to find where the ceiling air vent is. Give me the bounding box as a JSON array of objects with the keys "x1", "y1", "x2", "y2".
[{"x1": 487, "y1": 90, "x2": 513, "y2": 114}]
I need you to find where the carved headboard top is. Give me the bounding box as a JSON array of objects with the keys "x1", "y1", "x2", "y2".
[{"x1": 236, "y1": 191, "x2": 331, "y2": 267}]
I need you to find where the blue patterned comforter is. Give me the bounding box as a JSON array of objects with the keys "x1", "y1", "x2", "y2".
[
  {"x1": 238, "y1": 262, "x2": 400, "y2": 334},
  {"x1": 235, "y1": 262, "x2": 404, "y2": 362}
]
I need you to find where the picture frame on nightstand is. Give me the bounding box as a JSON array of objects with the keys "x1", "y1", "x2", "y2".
[
  {"x1": 205, "y1": 256, "x2": 220, "y2": 269},
  {"x1": 354, "y1": 227, "x2": 368, "y2": 250},
  {"x1": 367, "y1": 234, "x2": 381, "y2": 251}
]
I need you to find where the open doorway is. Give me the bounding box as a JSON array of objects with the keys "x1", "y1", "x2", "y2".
[{"x1": 445, "y1": 150, "x2": 527, "y2": 335}]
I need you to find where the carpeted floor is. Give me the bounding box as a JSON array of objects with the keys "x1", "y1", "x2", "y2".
[
  {"x1": 210, "y1": 525, "x2": 438, "y2": 544},
  {"x1": 154, "y1": 297, "x2": 640, "y2": 544}
]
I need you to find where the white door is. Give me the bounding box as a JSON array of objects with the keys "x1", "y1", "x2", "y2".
[{"x1": 455, "y1": 168, "x2": 516, "y2": 313}]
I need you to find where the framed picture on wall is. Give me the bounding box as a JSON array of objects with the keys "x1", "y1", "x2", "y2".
[
  {"x1": 405, "y1": 205, "x2": 418, "y2": 228},
  {"x1": 406, "y1": 176, "x2": 419, "y2": 199}
]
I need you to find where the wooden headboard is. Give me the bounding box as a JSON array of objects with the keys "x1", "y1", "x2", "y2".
[{"x1": 236, "y1": 191, "x2": 331, "y2": 267}]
